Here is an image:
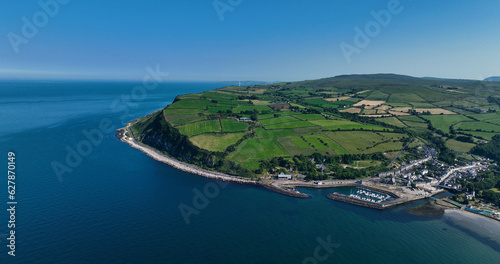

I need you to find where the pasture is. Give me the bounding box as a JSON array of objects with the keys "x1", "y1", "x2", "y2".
[
  {"x1": 190, "y1": 133, "x2": 245, "y2": 152},
  {"x1": 177, "y1": 120, "x2": 221, "y2": 136}
]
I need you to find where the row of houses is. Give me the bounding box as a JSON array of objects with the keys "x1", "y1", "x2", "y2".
[{"x1": 378, "y1": 156, "x2": 432, "y2": 178}]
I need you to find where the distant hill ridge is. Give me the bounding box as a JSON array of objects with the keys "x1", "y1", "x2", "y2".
[{"x1": 484, "y1": 76, "x2": 500, "y2": 82}]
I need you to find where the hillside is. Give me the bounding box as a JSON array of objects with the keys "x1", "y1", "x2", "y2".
[
  {"x1": 130, "y1": 74, "x2": 500, "y2": 179},
  {"x1": 485, "y1": 76, "x2": 500, "y2": 82}
]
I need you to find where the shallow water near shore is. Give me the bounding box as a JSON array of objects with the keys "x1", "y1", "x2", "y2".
[{"x1": 2, "y1": 81, "x2": 500, "y2": 263}]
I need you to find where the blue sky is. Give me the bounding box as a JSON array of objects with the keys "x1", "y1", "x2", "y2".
[{"x1": 0, "y1": 0, "x2": 499, "y2": 81}]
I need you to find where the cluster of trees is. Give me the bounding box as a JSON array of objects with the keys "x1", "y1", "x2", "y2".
[
  {"x1": 480, "y1": 190, "x2": 500, "y2": 206},
  {"x1": 488, "y1": 96, "x2": 500, "y2": 106},
  {"x1": 257, "y1": 152, "x2": 389, "y2": 181},
  {"x1": 237, "y1": 95, "x2": 259, "y2": 100},
  {"x1": 464, "y1": 166, "x2": 500, "y2": 205},
  {"x1": 408, "y1": 109, "x2": 432, "y2": 115},
  {"x1": 455, "y1": 135, "x2": 474, "y2": 143},
  {"x1": 465, "y1": 166, "x2": 500, "y2": 191},
  {"x1": 423, "y1": 133, "x2": 456, "y2": 164},
  {"x1": 471, "y1": 135, "x2": 500, "y2": 163}
]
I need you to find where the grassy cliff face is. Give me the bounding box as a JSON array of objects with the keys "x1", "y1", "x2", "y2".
[
  {"x1": 133, "y1": 111, "x2": 216, "y2": 164},
  {"x1": 131, "y1": 74, "x2": 500, "y2": 178}
]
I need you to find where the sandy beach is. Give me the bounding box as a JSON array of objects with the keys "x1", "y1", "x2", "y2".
[{"x1": 444, "y1": 209, "x2": 500, "y2": 250}]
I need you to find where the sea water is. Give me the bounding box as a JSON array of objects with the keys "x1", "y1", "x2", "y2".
[{"x1": 1, "y1": 81, "x2": 499, "y2": 264}]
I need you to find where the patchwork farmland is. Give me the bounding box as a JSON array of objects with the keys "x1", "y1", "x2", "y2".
[{"x1": 131, "y1": 74, "x2": 500, "y2": 177}]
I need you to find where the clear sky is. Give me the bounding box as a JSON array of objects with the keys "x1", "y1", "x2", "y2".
[{"x1": 0, "y1": 0, "x2": 499, "y2": 82}]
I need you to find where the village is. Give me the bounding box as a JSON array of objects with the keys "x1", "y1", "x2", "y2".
[{"x1": 270, "y1": 146, "x2": 500, "y2": 219}]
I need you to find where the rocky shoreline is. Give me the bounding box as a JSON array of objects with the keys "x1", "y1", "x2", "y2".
[{"x1": 117, "y1": 124, "x2": 308, "y2": 198}]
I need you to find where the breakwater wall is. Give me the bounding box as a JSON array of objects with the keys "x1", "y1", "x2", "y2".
[
  {"x1": 328, "y1": 193, "x2": 386, "y2": 209},
  {"x1": 260, "y1": 183, "x2": 309, "y2": 198},
  {"x1": 325, "y1": 185, "x2": 406, "y2": 209}
]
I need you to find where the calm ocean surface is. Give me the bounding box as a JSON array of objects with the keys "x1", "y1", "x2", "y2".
[{"x1": 1, "y1": 81, "x2": 499, "y2": 264}]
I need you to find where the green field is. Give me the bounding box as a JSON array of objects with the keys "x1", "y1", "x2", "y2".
[
  {"x1": 167, "y1": 99, "x2": 214, "y2": 109},
  {"x1": 164, "y1": 108, "x2": 202, "y2": 115},
  {"x1": 234, "y1": 105, "x2": 271, "y2": 113},
  {"x1": 325, "y1": 131, "x2": 405, "y2": 154},
  {"x1": 365, "y1": 90, "x2": 390, "y2": 100},
  {"x1": 303, "y1": 135, "x2": 328, "y2": 150},
  {"x1": 410, "y1": 102, "x2": 437, "y2": 108},
  {"x1": 274, "y1": 133, "x2": 349, "y2": 156},
  {"x1": 378, "y1": 117, "x2": 407, "y2": 128},
  {"x1": 294, "y1": 114, "x2": 325, "y2": 121},
  {"x1": 316, "y1": 134, "x2": 348, "y2": 154},
  {"x1": 255, "y1": 128, "x2": 295, "y2": 138},
  {"x1": 132, "y1": 73, "x2": 500, "y2": 178},
  {"x1": 462, "y1": 131, "x2": 498, "y2": 140},
  {"x1": 190, "y1": 133, "x2": 244, "y2": 152},
  {"x1": 446, "y1": 139, "x2": 475, "y2": 153},
  {"x1": 308, "y1": 120, "x2": 385, "y2": 131},
  {"x1": 486, "y1": 118, "x2": 500, "y2": 125},
  {"x1": 290, "y1": 136, "x2": 311, "y2": 148},
  {"x1": 422, "y1": 115, "x2": 472, "y2": 133},
  {"x1": 221, "y1": 119, "x2": 248, "y2": 132},
  {"x1": 455, "y1": 121, "x2": 500, "y2": 133},
  {"x1": 168, "y1": 115, "x2": 206, "y2": 127},
  {"x1": 398, "y1": 116, "x2": 426, "y2": 123},
  {"x1": 226, "y1": 138, "x2": 290, "y2": 170},
  {"x1": 259, "y1": 115, "x2": 299, "y2": 126},
  {"x1": 265, "y1": 121, "x2": 317, "y2": 129},
  {"x1": 388, "y1": 93, "x2": 425, "y2": 103},
  {"x1": 177, "y1": 120, "x2": 221, "y2": 136}
]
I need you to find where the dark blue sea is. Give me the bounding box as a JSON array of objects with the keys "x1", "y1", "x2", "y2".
[{"x1": 1, "y1": 81, "x2": 500, "y2": 264}]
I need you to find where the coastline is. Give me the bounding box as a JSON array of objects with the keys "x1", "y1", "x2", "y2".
[
  {"x1": 116, "y1": 121, "x2": 490, "y2": 215},
  {"x1": 444, "y1": 208, "x2": 500, "y2": 250},
  {"x1": 116, "y1": 124, "x2": 309, "y2": 198}
]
